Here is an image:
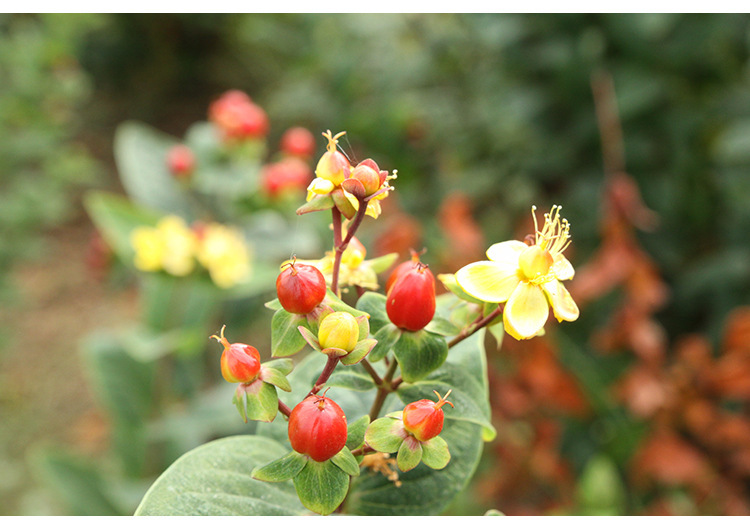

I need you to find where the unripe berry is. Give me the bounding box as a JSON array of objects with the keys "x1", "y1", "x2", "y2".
[
  {"x1": 280, "y1": 127, "x2": 316, "y2": 158},
  {"x1": 276, "y1": 260, "x2": 327, "y2": 314},
  {"x1": 210, "y1": 325, "x2": 261, "y2": 383},
  {"x1": 386, "y1": 262, "x2": 436, "y2": 331},
  {"x1": 402, "y1": 390, "x2": 454, "y2": 442},
  {"x1": 288, "y1": 394, "x2": 348, "y2": 462},
  {"x1": 350, "y1": 161, "x2": 381, "y2": 196},
  {"x1": 318, "y1": 312, "x2": 359, "y2": 352},
  {"x1": 167, "y1": 145, "x2": 195, "y2": 179},
  {"x1": 315, "y1": 130, "x2": 349, "y2": 185}
]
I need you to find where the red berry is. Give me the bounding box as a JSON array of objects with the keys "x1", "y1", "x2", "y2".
[
  {"x1": 261, "y1": 158, "x2": 313, "y2": 197},
  {"x1": 209, "y1": 90, "x2": 269, "y2": 140},
  {"x1": 402, "y1": 390, "x2": 454, "y2": 442},
  {"x1": 386, "y1": 261, "x2": 436, "y2": 331},
  {"x1": 167, "y1": 145, "x2": 195, "y2": 178},
  {"x1": 211, "y1": 326, "x2": 261, "y2": 383},
  {"x1": 276, "y1": 260, "x2": 327, "y2": 314},
  {"x1": 288, "y1": 394, "x2": 348, "y2": 462},
  {"x1": 280, "y1": 127, "x2": 316, "y2": 158}
]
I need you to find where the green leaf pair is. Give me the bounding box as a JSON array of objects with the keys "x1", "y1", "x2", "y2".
[
  {"x1": 252, "y1": 447, "x2": 360, "y2": 515},
  {"x1": 233, "y1": 359, "x2": 293, "y2": 423}
]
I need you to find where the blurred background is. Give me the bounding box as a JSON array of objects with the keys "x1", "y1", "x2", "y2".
[{"x1": 2, "y1": 13, "x2": 750, "y2": 515}]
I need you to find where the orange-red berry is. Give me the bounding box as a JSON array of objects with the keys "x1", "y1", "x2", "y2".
[
  {"x1": 402, "y1": 390, "x2": 453, "y2": 442},
  {"x1": 276, "y1": 261, "x2": 327, "y2": 314},
  {"x1": 288, "y1": 394, "x2": 348, "y2": 462},
  {"x1": 386, "y1": 262, "x2": 436, "y2": 331}
]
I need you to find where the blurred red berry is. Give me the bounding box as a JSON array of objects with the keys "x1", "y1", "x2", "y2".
[
  {"x1": 262, "y1": 158, "x2": 313, "y2": 198},
  {"x1": 209, "y1": 90, "x2": 269, "y2": 141},
  {"x1": 167, "y1": 145, "x2": 195, "y2": 179},
  {"x1": 280, "y1": 127, "x2": 316, "y2": 158}
]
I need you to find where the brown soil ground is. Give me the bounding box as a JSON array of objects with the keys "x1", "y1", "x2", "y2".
[{"x1": 0, "y1": 215, "x2": 138, "y2": 514}]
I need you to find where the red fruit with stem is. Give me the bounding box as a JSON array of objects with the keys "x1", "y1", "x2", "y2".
[
  {"x1": 288, "y1": 393, "x2": 348, "y2": 462},
  {"x1": 210, "y1": 325, "x2": 261, "y2": 383},
  {"x1": 385, "y1": 248, "x2": 426, "y2": 294},
  {"x1": 402, "y1": 390, "x2": 454, "y2": 442},
  {"x1": 280, "y1": 127, "x2": 316, "y2": 158},
  {"x1": 276, "y1": 260, "x2": 327, "y2": 314},
  {"x1": 386, "y1": 261, "x2": 436, "y2": 331}
]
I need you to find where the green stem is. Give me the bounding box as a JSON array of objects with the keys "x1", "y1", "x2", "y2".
[
  {"x1": 360, "y1": 358, "x2": 383, "y2": 386},
  {"x1": 368, "y1": 359, "x2": 399, "y2": 419}
]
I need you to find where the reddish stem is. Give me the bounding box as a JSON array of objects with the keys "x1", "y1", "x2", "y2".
[
  {"x1": 308, "y1": 355, "x2": 340, "y2": 396},
  {"x1": 448, "y1": 305, "x2": 503, "y2": 348},
  {"x1": 278, "y1": 400, "x2": 292, "y2": 418}
]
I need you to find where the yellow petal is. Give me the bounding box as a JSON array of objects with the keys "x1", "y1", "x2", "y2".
[
  {"x1": 486, "y1": 240, "x2": 527, "y2": 265},
  {"x1": 455, "y1": 261, "x2": 521, "y2": 303},
  {"x1": 503, "y1": 282, "x2": 549, "y2": 340},
  {"x1": 551, "y1": 254, "x2": 575, "y2": 281},
  {"x1": 541, "y1": 280, "x2": 579, "y2": 322}
]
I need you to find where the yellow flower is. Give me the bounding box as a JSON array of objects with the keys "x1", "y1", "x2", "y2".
[
  {"x1": 131, "y1": 216, "x2": 196, "y2": 276},
  {"x1": 196, "y1": 223, "x2": 252, "y2": 289},
  {"x1": 455, "y1": 205, "x2": 579, "y2": 340}
]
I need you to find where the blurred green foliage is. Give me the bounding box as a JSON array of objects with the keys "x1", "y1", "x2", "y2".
[{"x1": 4, "y1": 13, "x2": 750, "y2": 515}]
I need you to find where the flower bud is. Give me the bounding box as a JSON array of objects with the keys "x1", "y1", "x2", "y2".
[
  {"x1": 318, "y1": 312, "x2": 359, "y2": 352},
  {"x1": 211, "y1": 325, "x2": 261, "y2": 383},
  {"x1": 350, "y1": 161, "x2": 381, "y2": 196},
  {"x1": 402, "y1": 390, "x2": 453, "y2": 442}
]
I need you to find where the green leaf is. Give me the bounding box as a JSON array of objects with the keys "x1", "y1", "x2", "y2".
[
  {"x1": 368, "y1": 323, "x2": 402, "y2": 363},
  {"x1": 328, "y1": 369, "x2": 377, "y2": 392},
  {"x1": 84, "y1": 191, "x2": 161, "y2": 266},
  {"x1": 114, "y1": 121, "x2": 194, "y2": 218},
  {"x1": 135, "y1": 436, "x2": 307, "y2": 515},
  {"x1": 330, "y1": 447, "x2": 360, "y2": 477},
  {"x1": 323, "y1": 289, "x2": 369, "y2": 319},
  {"x1": 340, "y1": 338, "x2": 377, "y2": 365},
  {"x1": 355, "y1": 292, "x2": 390, "y2": 333},
  {"x1": 297, "y1": 325, "x2": 322, "y2": 353},
  {"x1": 260, "y1": 365, "x2": 292, "y2": 392},
  {"x1": 425, "y1": 316, "x2": 460, "y2": 336},
  {"x1": 392, "y1": 329, "x2": 448, "y2": 383},
  {"x1": 397, "y1": 436, "x2": 423, "y2": 472},
  {"x1": 421, "y1": 436, "x2": 451, "y2": 470},
  {"x1": 251, "y1": 451, "x2": 308, "y2": 483},
  {"x1": 364, "y1": 416, "x2": 406, "y2": 453},
  {"x1": 271, "y1": 309, "x2": 309, "y2": 358},
  {"x1": 293, "y1": 459, "x2": 350, "y2": 515},
  {"x1": 265, "y1": 298, "x2": 282, "y2": 311},
  {"x1": 296, "y1": 193, "x2": 334, "y2": 215},
  {"x1": 346, "y1": 415, "x2": 371, "y2": 451},
  {"x1": 236, "y1": 380, "x2": 279, "y2": 423},
  {"x1": 263, "y1": 358, "x2": 294, "y2": 376}
]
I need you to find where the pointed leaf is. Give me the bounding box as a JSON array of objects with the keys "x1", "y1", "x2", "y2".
[
  {"x1": 251, "y1": 451, "x2": 308, "y2": 482},
  {"x1": 368, "y1": 252, "x2": 399, "y2": 273},
  {"x1": 271, "y1": 309, "x2": 308, "y2": 358},
  {"x1": 421, "y1": 436, "x2": 450, "y2": 470},
  {"x1": 296, "y1": 193, "x2": 334, "y2": 215},
  {"x1": 330, "y1": 446, "x2": 360, "y2": 477},
  {"x1": 397, "y1": 437, "x2": 423, "y2": 472},
  {"x1": 297, "y1": 325, "x2": 322, "y2": 353},
  {"x1": 293, "y1": 460, "x2": 350, "y2": 515},
  {"x1": 425, "y1": 316, "x2": 460, "y2": 337},
  {"x1": 346, "y1": 415, "x2": 371, "y2": 451},
  {"x1": 365, "y1": 416, "x2": 406, "y2": 453},
  {"x1": 368, "y1": 323, "x2": 401, "y2": 363},
  {"x1": 241, "y1": 380, "x2": 279, "y2": 422},
  {"x1": 392, "y1": 329, "x2": 448, "y2": 383},
  {"x1": 263, "y1": 358, "x2": 294, "y2": 376},
  {"x1": 355, "y1": 292, "x2": 391, "y2": 334},
  {"x1": 340, "y1": 338, "x2": 377, "y2": 365},
  {"x1": 260, "y1": 366, "x2": 292, "y2": 392}
]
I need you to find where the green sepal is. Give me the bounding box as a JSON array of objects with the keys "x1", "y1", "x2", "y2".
[
  {"x1": 271, "y1": 309, "x2": 309, "y2": 358},
  {"x1": 330, "y1": 446, "x2": 360, "y2": 477},
  {"x1": 331, "y1": 188, "x2": 357, "y2": 220},
  {"x1": 296, "y1": 193, "x2": 334, "y2": 215},
  {"x1": 233, "y1": 379, "x2": 279, "y2": 423},
  {"x1": 346, "y1": 415, "x2": 370, "y2": 451},
  {"x1": 321, "y1": 347, "x2": 347, "y2": 358},
  {"x1": 292, "y1": 459, "x2": 350, "y2": 516},
  {"x1": 368, "y1": 252, "x2": 399, "y2": 274},
  {"x1": 420, "y1": 435, "x2": 451, "y2": 470},
  {"x1": 425, "y1": 316, "x2": 461, "y2": 337},
  {"x1": 251, "y1": 450, "x2": 308, "y2": 482},
  {"x1": 340, "y1": 338, "x2": 377, "y2": 365},
  {"x1": 297, "y1": 325, "x2": 322, "y2": 352},
  {"x1": 262, "y1": 358, "x2": 294, "y2": 376},
  {"x1": 355, "y1": 292, "x2": 390, "y2": 334},
  {"x1": 354, "y1": 314, "x2": 370, "y2": 342},
  {"x1": 365, "y1": 416, "x2": 406, "y2": 453},
  {"x1": 368, "y1": 323, "x2": 401, "y2": 363},
  {"x1": 397, "y1": 436, "x2": 423, "y2": 472},
  {"x1": 392, "y1": 329, "x2": 448, "y2": 383},
  {"x1": 437, "y1": 273, "x2": 484, "y2": 304},
  {"x1": 264, "y1": 298, "x2": 282, "y2": 311},
  {"x1": 259, "y1": 364, "x2": 292, "y2": 392},
  {"x1": 305, "y1": 303, "x2": 334, "y2": 334}
]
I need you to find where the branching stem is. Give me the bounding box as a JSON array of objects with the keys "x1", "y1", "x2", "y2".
[{"x1": 448, "y1": 305, "x2": 503, "y2": 348}]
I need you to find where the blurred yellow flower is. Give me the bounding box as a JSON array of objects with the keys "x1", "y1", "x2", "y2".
[
  {"x1": 131, "y1": 216, "x2": 195, "y2": 276},
  {"x1": 455, "y1": 205, "x2": 579, "y2": 340},
  {"x1": 196, "y1": 223, "x2": 252, "y2": 289}
]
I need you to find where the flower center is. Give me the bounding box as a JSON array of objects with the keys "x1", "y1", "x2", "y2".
[
  {"x1": 519, "y1": 245, "x2": 553, "y2": 282},
  {"x1": 532, "y1": 204, "x2": 571, "y2": 258}
]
